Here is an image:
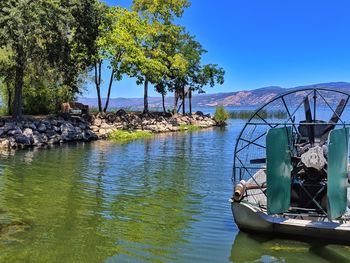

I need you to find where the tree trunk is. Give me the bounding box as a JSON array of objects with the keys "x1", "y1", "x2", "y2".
[
  {"x1": 103, "y1": 70, "x2": 115, "y2": 113},
  {"x1": 6, "y1": 84, "x2": 12, "y2": 116},
  {"x1": 13, "y1": 46, "x2": 25, "y2": 119},
  {"x1": 173, "y1": 90, "x2": 178, "y2": 115},
  {"x1": 94, "y1": 62, "x2": 102, "y2": 112},
  {"x1": 143, "y1": 79, "x2": 149, "y2": 114},
  {"x1": 182, "y1": 86, "x2": 185, "y2": 115},
  {"x1": 189, "y1": 88, "x2": 192, "y2": 114},
  {"x1": 162, "y1": 93, "x2": 166, "y2": 114}
]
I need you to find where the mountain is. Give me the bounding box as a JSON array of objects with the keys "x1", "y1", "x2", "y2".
[{"x1": 78, "y1": 82, "x2": 350, "y2": 109}]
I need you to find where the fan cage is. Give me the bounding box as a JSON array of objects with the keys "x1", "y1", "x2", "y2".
[{"x1": 232, "y1": 88, "x2": 350, "y2": 185}]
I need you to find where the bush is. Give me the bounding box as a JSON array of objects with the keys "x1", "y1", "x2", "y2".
[{"x1": 214, "y1": 106, "x2": 229, "y2": 126}]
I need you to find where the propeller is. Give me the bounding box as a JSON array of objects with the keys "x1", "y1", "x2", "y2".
[
  {"x1": 319, "y1": 98, "x2": 347, "y2": 145},
  {"x1": 303, "y1": 96, "x2": 315, "y2": 145},
  {"x1": 250, "y1": 156, "x2": 301, "y2": 164}
]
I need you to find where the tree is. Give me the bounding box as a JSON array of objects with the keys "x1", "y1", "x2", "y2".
[
  {"x1": 132, "y1": 0, "x2": 190, "y2": 114},
  {"x1": 0, "y1": 1, "x2": 80, "y2": 118},
  {"x1": 189, "y1": 64, "x2": 225, "y2": 113},
  {"x1": 71, "y1": 0, "x2": 109, "y2": 113},
  {"x1": 168, "y1": 33, "x2": 225, "y2": 114},
  {"x1": 97, "y1": 7, "x2": 146, "y2": 113}
]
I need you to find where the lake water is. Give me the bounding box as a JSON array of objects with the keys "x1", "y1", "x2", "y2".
[{"x1": 0, "y1": 119, "x2": 349, "y2": 262}]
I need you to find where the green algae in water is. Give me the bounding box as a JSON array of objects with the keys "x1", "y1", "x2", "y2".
[{"x1": 0, "y1": 130, "x2": 349, "y2": 262}]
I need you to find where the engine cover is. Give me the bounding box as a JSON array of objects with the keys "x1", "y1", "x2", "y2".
[{"x1": 301, "y1": 146, "x2": 326, "y2": 171}]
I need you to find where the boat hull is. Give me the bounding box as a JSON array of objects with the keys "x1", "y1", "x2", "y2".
[{"x1": 232, "y1": 202, "x2": 350, "y2": 244}]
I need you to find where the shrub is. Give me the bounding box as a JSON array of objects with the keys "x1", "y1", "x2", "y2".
[{"x1": 214, "y1": 106, "x2": 229, "y2": 126}]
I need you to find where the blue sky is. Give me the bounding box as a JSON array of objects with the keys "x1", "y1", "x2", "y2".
[{"x1": 83, "y1": 0, "x2": 350, "y2": 98}]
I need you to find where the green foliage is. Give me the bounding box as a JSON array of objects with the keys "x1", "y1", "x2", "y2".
[
  {"x1": 178, "y1": 124, "x2": 200, "y2": 131},
  {"x1": 133, "y1": 0, "x2": 190, "y2": 22},
  {"x1": 228, "y1": 109, "x2": 287, "y2": 120},
  {"x1": 108, "y1": 130, "x2": 153, "y2": 143},
  {"x1": 0, "y1": 0, "x2": 226, "y2": 117},
  {"x1": 214, "y1": 106, "x2": 229, "y2": 126},
  {"x1": 0, "y1": 0, "x2": 100, "y2": 117}
]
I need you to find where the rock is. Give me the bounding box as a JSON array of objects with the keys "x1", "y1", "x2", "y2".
[
  {"x1": 15, "y1": 135, "x2": 31, "y2": 145},
  {"x1": 107, "y1": 113, "x2": 116, "y2": 122},
  {"x1": 33, "y1": 135, "x2": 42, "y2": 145},
  {"x1": 96, "y1": 112, "x2": 106, "y2": 119},
  {"x1": 60, "y1": 123, "x2": 76, "y2": 141},
  {"x1": 7, "y1": 128, "x2": 21, "y2": 136},
  {"x1": 8, "y1": 137, "x2": 16, "y2": 148},
  {"x1": 90, "y1": 125, "x2": 99, "y2": 132},
  {"x1": 45, "y1": 129, "x2": 56, "y2": 138},
  {"x1": 53, "y1": 126, "x2": 61, "y2": 132},
  {"x1": 94, "y1": 118, "x2": 102, "y2": 126},
  {"x1": 50, "y1": 119, "x2": 58, "y2": 126},
  {"x1": 0, "y1": 121, "x2": 4, "y2": 127},
  {"x1": 98, "y1": 129, "x2": 107, "y2": 135},
  {"x1": 48, "y1": 135, "x2": 61, "y2": 144},
  {"x1": 79, "y1": 123, "x2": 86, "y2": 130},
  {"x1": 37, "y1": 123, "x2": 47, "y2": 132},
  {"x1": 0, "y1": 128, "x2": 4, "y2": 137},
  {"x1": 23, "y1": 128, "x2": 33, "y2": 137},
  {"x1": 83, "y1": 130, "x2": 98, "y2": 141},
  {"x1": 195, "y1": 111, "x2": 204, "y2": 116},
  {"x1": 3, "y1": 123, "x2": 15, "y2": 133},
  {"x1": 101, "y1": 122, "x2": 111, "y2": 129},
  {"x1": 116, "y1": 109, "x2": 127, "y2": 117},
  {"x1": 0, "y1": 139, "x2": 10, "y2": 148}
]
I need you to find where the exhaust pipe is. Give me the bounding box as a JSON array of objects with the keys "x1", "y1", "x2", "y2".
[{"x1": 232, "y1": 180, "x2": 267, "y2": 202}]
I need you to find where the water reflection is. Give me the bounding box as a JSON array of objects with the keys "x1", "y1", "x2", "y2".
[
  {"x1": 0, "y1": 134, "x2": 205, "y2": 262},
  {"x1": 0, "y1": 120, "x2": 347, "y2": 262},
  {"x1": 230, "y1": 232, "x2": 350, "y2": 263}
]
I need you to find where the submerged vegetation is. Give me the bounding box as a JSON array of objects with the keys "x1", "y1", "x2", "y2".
[
  {"x1": 108, "y1": 130, "x2": 152, "y2": 143},
  {"x1": 229, "y1": 109, "x2": 287, "y2": 119}
]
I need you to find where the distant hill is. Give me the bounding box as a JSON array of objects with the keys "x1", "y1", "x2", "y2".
[{"x1": 78, "y1": 82, "x2": 350, "y2": 109}]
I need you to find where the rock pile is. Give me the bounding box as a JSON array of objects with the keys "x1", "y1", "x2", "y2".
[
  {"x1": 0, "y1": 111, "x2": 218, "y2": 149},
  {"x1": 90, "y1": 110, "x2": 217, "y2": 138},
  {"x1": 0, "y1": 116, "x2": 98, "y2": 149}
]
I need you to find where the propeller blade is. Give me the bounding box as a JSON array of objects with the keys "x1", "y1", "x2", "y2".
[
  {"x1": 303, "y1": 96, "x2": 315, "y2": 145},
  {"x1": 319, "y1": 98, "x2": 347, "y2": 145},
  {"x1": 250, "y1": 156, "x2": 300, "y2": 164},
  {"x1": 250, "y1": 158, "x2": 266, "y2": 164}
]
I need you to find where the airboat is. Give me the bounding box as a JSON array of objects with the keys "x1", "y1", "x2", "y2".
[{"x1": 231, "y1": 88, "x2": 350, "y2": 244}]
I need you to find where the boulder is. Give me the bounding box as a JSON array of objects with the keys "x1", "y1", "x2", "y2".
[
  {"x1": 37, "y1": 123, "x2": 47, "y2": 132},
  {"x1": 94, "y1": 118, "x2": 102, "y2": 126},
  {"x1": 15, "y1": 135, "x2": 31, "y2": 145},
  {"x1": 195, "y1": 111, "x2": 204, "y2": 116},
  {"x1": 0, "y1": 139, "x2": 10, "y2": 148},
  {"x1": 23, "y1": 128, "x2": 33, "y2": 137},
  {"x1": 116, "y1": 109, "x2": 127, "y2": 117}
]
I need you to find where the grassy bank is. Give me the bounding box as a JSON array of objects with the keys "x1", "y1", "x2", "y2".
[
  {"x1": 229, "y1": 109, "x2": 287, "y2": 119},
  {"x1": 178, "y1": 124, "x2": 201, "y2": 131},
  {"x1": 108, "y1": 130, "x2": 153, "y2": 143}
]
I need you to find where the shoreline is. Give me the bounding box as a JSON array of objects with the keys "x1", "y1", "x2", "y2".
[{"x1": 0, "y1": 110, "x2": 219, "y2": 150}]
